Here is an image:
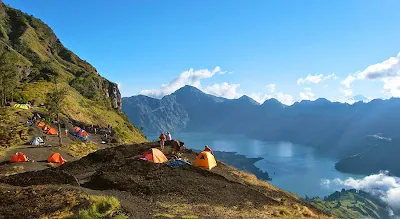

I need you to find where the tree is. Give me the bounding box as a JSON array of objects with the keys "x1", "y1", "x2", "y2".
[
  {"x1": 0, "y1": 51, "x2": 18, "y2": 106},
  {"x1": 46, "y1": 78, "x2": 67, "y2": 146}
]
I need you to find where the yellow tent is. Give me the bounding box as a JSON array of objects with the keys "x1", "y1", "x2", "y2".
[
  {"x1": 13, "y1": 104, "x2": 30, "y2": 110},
  {"x1": 194, "y1": 151, "x2": 217, "y2": 170}
]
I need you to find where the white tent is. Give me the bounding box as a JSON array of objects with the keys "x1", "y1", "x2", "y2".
[{"x1": 29, "y1": 137, "x2": 44, "y2": 146}]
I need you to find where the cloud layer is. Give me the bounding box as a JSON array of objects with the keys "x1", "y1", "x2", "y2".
[
  {"x1": 203, "y1": 82, "x2": 241, "y2": 99},
  {"x1": 297, "y1": 73, "x2": 337, "y2": 85},
  {"x1": 321, "y1": 171, "x2": 400, "y2": 215},
  {"x1": 357, "y1": 52, "x2": 400, "y2": 80},
  {"x1": 249, "y1": 84, "x2": 294, "y2": 105},
  {"x1": 139, "y1": 66, "x2": 226, "y2": 98},
  {"x1": 299, "y1": 87, "x2": 316, "y2": 100}
]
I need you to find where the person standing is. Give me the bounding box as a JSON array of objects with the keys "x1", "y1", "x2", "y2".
[
  {"x1": 204, "y1": 145, "x2": 214, "y2": 156},
  {"x1": 166, "y1": 132, "x2": 172, "y2": 141},
  {"x1": 64, "y1": 128, "x2": 68, "y2": 137},
  {"x1": 159, "y1": 132, "x2": 166, "y2": 151}
]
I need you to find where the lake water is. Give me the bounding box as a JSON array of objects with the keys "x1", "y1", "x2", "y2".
[{"x1": 152, "y1": 132, "x2": 363, "y2": 198}]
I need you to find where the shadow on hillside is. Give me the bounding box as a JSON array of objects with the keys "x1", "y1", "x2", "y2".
[{"x1": 0, "y1": 161, "x2": 9, "y2": 166}]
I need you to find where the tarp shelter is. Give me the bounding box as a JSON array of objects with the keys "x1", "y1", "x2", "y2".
[
  {"x1": 70, "y1": 131, "x2": 88, "y2": 141},
  {"x1": 140, "y1": 148, "x2": 168, "y2": 163},
  {"x1": 166, "y1": 158, "x2": 192, "y2": 168},
  {"x1": 48, "y1": 153, "x2": 65, "y2": 164},
  {"x1": 10, "y1": 152, "x2": 28, "y2": 163},
  {"x1": 37, "y1": 121, "x2": 46, "y2": 128},
  {"x1": 46, "y1": 128, "x2": 58, "y2": 135},
  {"x1": 42, "y1": 124, "x2": 51, "y2": 131},
  {"x1": 73, "y1": 126, "x2": 81, "y2": 133},
  {"x1": 78, "y1": 129, "x2": 89, "y2": 137},
  {"x1": 194, "y1": 151, "x2": 217, "y2": 170},
  {"x1": 13, "y1": 103, "x2": 30, "y2": 110},
  {"x1": 29, "y1": 137, "x2": 44, "y2": 146}
]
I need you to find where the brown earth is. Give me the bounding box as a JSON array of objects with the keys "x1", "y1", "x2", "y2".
[{"x1": 0, "y1": 142, "x2": 332, "y2": 219}]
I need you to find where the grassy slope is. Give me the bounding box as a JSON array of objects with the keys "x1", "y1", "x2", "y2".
[
  {"x1": 0, "y1": 3, "x2": 146, "y2": 144},
  {"x1": 308, "y1": 189, "x2": 388, "y2": 219}
]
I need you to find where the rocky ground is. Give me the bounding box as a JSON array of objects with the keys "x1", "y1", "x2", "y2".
[{"x1": 0, "y1": 141, "x2": 332, "y2": 219}]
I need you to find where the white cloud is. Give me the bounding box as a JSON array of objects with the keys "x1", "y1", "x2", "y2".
[
  {"x1": 383, "y1": 77, "x2": 400, "y2": 97},
  {"x1": 340, "y1": 88, "x2": 353, "y2": 97},
  {"x1": 250, "y1": 84, "x2": 294, "y2": 105},
  {"x1": 267, "y1": 84, "x2": 276, "y2": 93},
  {"x1": 116, "y1": 82, "x2": 122, "y2": 89},
  {"x1": 249, "y1": 92, "x2": 294, "y2": 105},
  {"x1": 275, "y1": 92, "x2": 294, "y2": 105},
  {"x1": 139, "y1": 66, "x2": 225, "y2": 98},
  {"x1": 341, "y1": 75, "x2": 356, "y2": 88},
  {"x1": 357, "y1": 52, "x2": 400, "y2": 80},
  {"x1": 321, "y1": 171, "x2": 400, "y2": 215},
  {"x1": 299, "y1": 87, "x2": 316, "y2": 101},
  {"x1": 249, "y1": 93, "x2": 273, "y2": 104},
  {"x1": 297, "y1": 73, "x2": 338, "y2": 85},
  {"x1": 203, "y1": 82, "x2": 241, "y2": 99}
]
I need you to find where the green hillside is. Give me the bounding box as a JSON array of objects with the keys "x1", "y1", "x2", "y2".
[
  {"x1": 0, "y1": 2, "x2": 146, "y2": 143},
  {"x1": 308, "y1": 189, "x2": 389, "y2": 219}
]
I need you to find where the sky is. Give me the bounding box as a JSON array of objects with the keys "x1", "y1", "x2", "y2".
[{"x1": 4, "y1": 0, "x2": 400, "y2": 105}]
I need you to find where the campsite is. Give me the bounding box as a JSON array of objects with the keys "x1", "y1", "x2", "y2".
[{"x1": 0, "y1": 141, "x2": 329, "y2": 218}]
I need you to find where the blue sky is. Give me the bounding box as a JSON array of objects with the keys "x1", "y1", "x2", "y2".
[{"x1": 4, "y1": 0, "x2": 400, "y2": 104}]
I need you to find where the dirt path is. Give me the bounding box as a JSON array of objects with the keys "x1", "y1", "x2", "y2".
[{"x1": 0, "y1": 122, "x2": 113, "y2": 176}]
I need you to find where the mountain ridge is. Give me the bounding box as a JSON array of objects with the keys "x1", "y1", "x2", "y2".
[
  {"x1": 0, "y1": 2, "x2": 146, "y2": 143},
  {"x1": 123, "y1": 85, "x2": 400, "y2": 176}
]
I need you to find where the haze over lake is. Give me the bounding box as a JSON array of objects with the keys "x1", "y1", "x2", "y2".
[{"x1": 154, "y1": 132, "x2": 363, "y2": 198}]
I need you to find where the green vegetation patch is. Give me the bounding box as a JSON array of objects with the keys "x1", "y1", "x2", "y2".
[{"x1": 308, "y1": 189, "x2": 388, "y2": 219}]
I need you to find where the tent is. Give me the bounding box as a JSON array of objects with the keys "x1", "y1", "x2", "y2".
[
  {"x1": 13, "y1": 103, "x2": 30, "y2": 110},
  {"x1": 42, "y1": 124, "x2": 51, "y2": 131},
  {"x1": 194, "y1": 151, "x2": 217, "y2": 170},
  {"x1": 29, "y1": 137, "x2": 44, "y2": 146},
  {"x1": 46, "y1": 128, "x2": 58, "y2": 135},
  {"x1": 48, "y1": 153, "x2": 65, "y2": 164},
  {"x1": 37, "y1": 121, "x2": 46, "y2": 128},
  {"x1": 78, "y1": 129, "x2": 89, "y2": 137},
  {"x1": 73, "y1": 126, "x2": 81, "y2": 133},
  {"x1": 70, "y1": 130, "x2": 88, "y2": 141},
  {"x1": 10, "y1": 152, "x2": 29, "y2": 163},
  {"x1": 140, "y1": 148, "x2": 168, "y2": 163}
]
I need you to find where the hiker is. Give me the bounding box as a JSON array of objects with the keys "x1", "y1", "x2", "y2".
[
  {"x1": 159, "y1": 132, "x2": 166, "y2": 150},
  {"x1": 204, "y1": 145, "x2": 214, "y2": 156},
  {"x1": 65, "y1": 128, "x2": 68, "y2": 137},
  {"x1": 94, "y1": 127, "x2": 97, "y2": 134},
  {"x1": 166, "y1": 132, "x2": 172, "y2": 141}
]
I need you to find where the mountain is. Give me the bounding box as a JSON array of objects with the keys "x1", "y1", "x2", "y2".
[
  {"x1": 352, "y1": 94, "x2": 369, "y2": 102},
  {"x1": 0, "y1": 3, "x2": 146, "y2": 143},
  {"x1": 123, "y1": 86, "x2": 400, "y2": 175},
  {"x1": 335, "y1": 136, "x2": 400, "y2": 176},
  {"x1": 308, "y1": 189, "x2": 391, "y2": 219}
]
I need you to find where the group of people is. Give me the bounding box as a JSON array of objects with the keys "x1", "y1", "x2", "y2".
[
  {"x1": 158, "y1": 131, "x2": 214, "y2": 156},
  {"x1": 159, "y1": 131, "x2": 172, "y2": 150}
]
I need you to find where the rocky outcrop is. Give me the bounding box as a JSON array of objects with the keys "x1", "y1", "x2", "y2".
[{"x1": 106, "y1": 81, "x2": 122, "y2": 110}]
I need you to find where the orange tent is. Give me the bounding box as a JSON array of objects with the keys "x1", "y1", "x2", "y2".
[
  {"x1": 10, "y1": 152, "x2": 28, "y2": 163},
  {"x1": 37, "y1": 121, "x2": 46, "y2": 128},
  {"x1": 46, "y1": 128, "x2": 58, "y2": 135},
  {"x1": 141, "y1": 148, "x2": 168, "y2": 163},
  {"x1": 194, "y1": 151, "x2": 217, "y2": 170},
  {"x1": 79, "y1": 130, "x2": 89, "y2": 137},
  {"x1": 73, "y1": 126, "x2": 81, "y2": 133},
  {"x1": 48, "y1": 153, "x2": 65, "y2": 163},
  {"x1": 42, "y1": 124, "x2": 51, "y2": 130}
]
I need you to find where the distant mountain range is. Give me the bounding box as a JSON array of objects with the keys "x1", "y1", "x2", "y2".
[{"x1": 122, "y1": 85, "x2": 400, "y2": 176}]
